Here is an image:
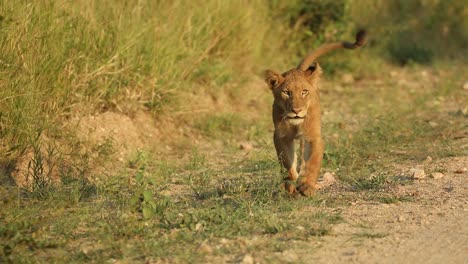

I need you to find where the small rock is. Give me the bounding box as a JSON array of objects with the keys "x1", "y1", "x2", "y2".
[
  {"x1": 418, "y1": 219, "x2": 428, "y2": 225},
  {"x1": 316, "y1": 172, "x2": 336, "y2": 189},
  {"x1": 239, "y1": 141, "x2": 253, "y2": 151},
  {"x1": 424, "y1": 156, "x2": 433, "y2": 164},
  {"x1": 463, "y1": 81, "x2": 468, "y2": 91},
  {"x1": 323, "y1": 172, "x2": 336, "y2": 183},
  {"x1": 398, "y1": 215, "x2": 405, "y2": 222},
  {"x1": 430, "y1": 172, "x2": 444, "y2": 179},
  {"x1": 198, "y1": 241, "x2": 213, "y2": 254},
  {"x1": 341, "y1": 73, "x2": 354, "y2": 84},
  {"x1": 429, "y1": 121, "x2": 438, "y2": 128},
  {"x1": 240, "y1": 254, "x2": 254, "y2": 264},
  {"x1": 454, "y1": 167, "x2": 467, "y2": 174},
  {"x1": 410, "y1": 168, "x2": 426, "y2": 179},
  {"x1": 296, "y1": 225, "x2": 305, "y2": 231}
]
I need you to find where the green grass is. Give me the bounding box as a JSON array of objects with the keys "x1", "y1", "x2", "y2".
[
  {"x1": 321, "y1": 64, "x2": 466, "y2": 184},
  {"x1": 195, "y1": 113, "x2": 245, "y2": 139},
  {"x1": 0, "y1": 153, "x2": 342, "y2": 262}
]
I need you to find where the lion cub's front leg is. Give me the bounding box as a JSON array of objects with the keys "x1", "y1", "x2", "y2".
[
  {"x1": 273, "y1": 133, "x2": 298, "y2": 194},
  {"x1": 297, "y1": 137, "x2": 324, "y2": 196}
]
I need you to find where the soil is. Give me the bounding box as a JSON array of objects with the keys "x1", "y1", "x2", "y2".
[{"x1": 309, "y1": 156, "x2": 468, "y2": 264}]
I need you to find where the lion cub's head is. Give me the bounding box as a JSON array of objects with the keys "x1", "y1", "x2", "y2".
[
  {"x1": 264, "y1": 30, "x2": 366, "y2": 126},
  {"x1": 265, "y1": 63, "x2": 322, "y2": 125}
]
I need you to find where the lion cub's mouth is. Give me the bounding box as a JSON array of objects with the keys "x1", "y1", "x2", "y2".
[
  {"x1": 287, "y1": 115, "x2": 305, "y2": 120},
  {"x1": 288, "y1": 116, "x2": 304, "y2": 119},
  {"x1": 286, "y1": 115, "x2": 305, "y2": 124}
]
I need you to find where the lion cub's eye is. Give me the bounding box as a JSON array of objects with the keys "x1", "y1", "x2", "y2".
[
  {"x1": 282, "y1": 90, "x2": 291, "y2": 97},
  {"x1": 302, "y1": 89, "x2": 309, "y2": 96}
]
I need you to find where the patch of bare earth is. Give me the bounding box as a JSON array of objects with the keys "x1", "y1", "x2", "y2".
[{"x1": 276, "y1": 156, "x2": 467, "y2": 264}]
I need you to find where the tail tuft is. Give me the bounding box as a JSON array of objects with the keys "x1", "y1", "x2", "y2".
[{"x1": 355, "y1": 29, "x2": 367, "y2": 47}]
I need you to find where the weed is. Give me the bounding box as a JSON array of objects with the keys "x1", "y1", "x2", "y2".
[
  {"x1": 92, "y1": 136, "x2": 115, "y2": 157},
  {"x1": 195, "y1": 113, "x2": 244, "y2": 138},
  {"x1": 353, "y1": 231, "x2": 388, "y2": 239},
  {"x1": 351, "y1": 174, "x2": 389, "y2": 191},
  {"x1": 128, "y1": 150, "x2": 171, "y2": 219},
  {"x1": 371, "y1": 194, "x2": 414, "y2": 204},
  {"x1": 185, "y1": 149, "x2": 206, "y2": 171},
  {"x1": 25, "y1": 136, "x2": 60, "y2": 199},
  {"x1": 59, "y1": 176, "x2": 97, "y2": 203}
]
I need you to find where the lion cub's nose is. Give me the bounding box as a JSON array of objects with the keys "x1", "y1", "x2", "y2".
[{"x1": 291, "y1": 108, "x2": 302, "y2": 114}]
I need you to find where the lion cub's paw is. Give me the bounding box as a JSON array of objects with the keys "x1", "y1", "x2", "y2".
[
  {"x1": 283, "y1": 181, "x2": 297, "y2": 194},
  {"x1": 296, "y1": 182, "x2": 316, "y2": 197}
]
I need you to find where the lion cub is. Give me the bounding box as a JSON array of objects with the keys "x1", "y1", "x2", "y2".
[{"x1": 264, "y1": 30, "x2": 366, "y2": 196}]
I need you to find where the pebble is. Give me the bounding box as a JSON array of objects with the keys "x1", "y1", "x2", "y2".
[
  {"x1": 341, "y1": 73, "x2": 354, "y2": 84},
  {"x1": 463, "y1": 81, "x2": 468, "y2": 90},
  {"x1": 454, "y1": 167, "x2": 467, "y2": 174},
  {"x1": 410, "y1": 168, "x2": 426, "y2": 179},
  {"x1": 239, "y1": 141, "x2": 253, "y2": 151},
  {"x1": 429, "y1": 121, "x2": 438, "y2": 127},
  {"x1": 197, "y1": 241, "x2": 213, "y2": 254},
  {"x1": 241, "y1": 254, "x2": 254, "y2": 264},
  {"x1": 323, "y1": 172, "x2": 336, "y2": 184},
  {"x1": 430, "y1": 172, "x2": 444, "y2": 179},
  {"x1": 316, "y1": 172, "x2": 337, "y2": 189},
  {"x1": 424, "y1": 156, "x2": 433, "y2": 164}
]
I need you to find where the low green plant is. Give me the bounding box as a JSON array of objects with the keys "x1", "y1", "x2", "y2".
[
  {"x1": 128, "y1": 151, "x2": 170, "y2": 219},
  {"x1": 353, "y1": 231, "x2": 387, "y2": 239},
  {"x1": 352, "y1": 174, "x2": 388, "y2": 191},
  {"x1": 25, "y1": 136, "x2": 60, "y2": 199}
]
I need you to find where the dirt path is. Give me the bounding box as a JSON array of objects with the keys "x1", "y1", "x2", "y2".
[{"x1": 308, "y1": 156, "x2": 468, "y2": 264}]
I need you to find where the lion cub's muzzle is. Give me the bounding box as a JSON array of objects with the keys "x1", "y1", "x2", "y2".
[{"x1": 286, "y1": 108, "x2": 306, "y2": 124}]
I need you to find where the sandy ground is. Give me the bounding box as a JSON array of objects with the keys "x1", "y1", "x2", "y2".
[{"x1": 299, "y1": 156, "x2": 468, "y2": 264}]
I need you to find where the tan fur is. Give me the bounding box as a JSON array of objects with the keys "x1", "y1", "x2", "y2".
[{"x1": 264, "y1": 30, "x2": 367, "y2": 196}]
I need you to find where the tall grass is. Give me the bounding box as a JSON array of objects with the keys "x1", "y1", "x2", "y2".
[
  {"x1": 1, "y1": 0, "x2": 466, "y2": 169},
  {"x1": 347, "y1": 0, "x2": 468, "y2": 64},
  {"x1": 0, "y1": 0, "x2": 288, "y2": 166}
]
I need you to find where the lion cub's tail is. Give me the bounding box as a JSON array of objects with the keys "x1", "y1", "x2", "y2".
[{"x1": 298, "y1": 30, "x2": 367, "y2": 71}]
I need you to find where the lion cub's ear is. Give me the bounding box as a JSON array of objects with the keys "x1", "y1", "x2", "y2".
[
  {"x1": 303, "y1": 62, "x2": 322, "y2": 83},
  {"x1": 264, "y1": 70, "x2": 284, "y2": 90}
]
